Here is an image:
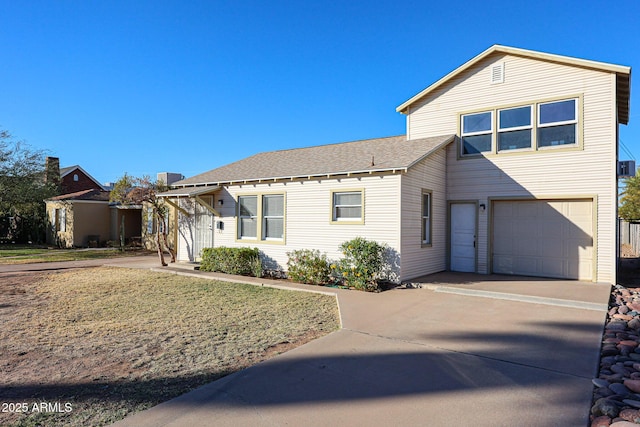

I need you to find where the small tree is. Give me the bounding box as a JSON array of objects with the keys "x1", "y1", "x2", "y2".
[
  {"x1": 620, "y1": 173, "x2": 640, "y2": 221},
  {"x1": 0, "y1": 129, "x2": 59, "y2": 242},
  {"x1": 110, "y1": 174, "x2": 175, "y2": 266}
]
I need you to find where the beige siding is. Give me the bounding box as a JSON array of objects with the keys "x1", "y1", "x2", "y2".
[
  {"x1": 400, "y1": 147, "x2": 448, "y2": 280},
  {"x1": 46, "y1": 200, "x2": 111, "y2": 247},
  {"x1": 406, "y1": 52, "x2": 618, "y2": 283},
  {"x1": 176, "y1": 174, "x2": 403, "y2": 280},
  {"x1": 71, "y1": 202, "x2": 111, "y2": 246}
]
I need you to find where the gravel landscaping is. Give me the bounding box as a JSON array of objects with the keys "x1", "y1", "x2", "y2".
[{"x1": 591, "y1": 252, "x2": 640, "y2": 426}]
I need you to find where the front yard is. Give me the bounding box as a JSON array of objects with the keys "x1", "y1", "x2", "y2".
[
  {"x1": 0, "y1": 267, "x2": 340, "y2": 426},
  {"x1": 0, "y1": 246, "x2": 149, "y2": 264}
]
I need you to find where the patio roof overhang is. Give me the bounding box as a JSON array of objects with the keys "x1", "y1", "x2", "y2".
[
  {"x1": 157, "y1": 185, "x2": 221, "y2": 216},
  {"x1": 156, "y1": 185, "x2": 221, "y2": 198}
]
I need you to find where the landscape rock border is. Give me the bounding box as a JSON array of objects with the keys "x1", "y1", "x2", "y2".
[{"x1": 591, "y1": 284, "x2": 640, "y2": 426}]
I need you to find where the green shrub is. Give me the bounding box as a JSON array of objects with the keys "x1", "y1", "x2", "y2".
[
  {"x1": 286, "y1": 249, "x2": 331, "y2": 285},
  {"x1": 337, "y1": 237, "x2": 386, "y2": 292},
  {"x1": 200, "y1": 247, "x2": 261, "y2": 277}
]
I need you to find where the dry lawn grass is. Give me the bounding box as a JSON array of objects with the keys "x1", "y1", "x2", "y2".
[
  {"x1": 0, "y1": 267, "x2": 340, "y2": 426},
  {"x1": 0, "y1": 248, "x2": 149, "y2": 264}
]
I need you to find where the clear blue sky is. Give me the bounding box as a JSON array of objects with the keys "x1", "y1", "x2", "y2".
[{"x1": 1, "y1": 1, "x2": 639, "y2": 185}]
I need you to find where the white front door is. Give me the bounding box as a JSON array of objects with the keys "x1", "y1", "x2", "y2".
[
  {"x1": 450, "y1": 203, "x2": 476, "y2": 272},
  {"x1": 194, "y1": 196, "x2": 214, "y2": 261}
]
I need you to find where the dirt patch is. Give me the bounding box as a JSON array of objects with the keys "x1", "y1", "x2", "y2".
[{"x1": 0, "y1": 267, "x2": 340, "y2": 426}]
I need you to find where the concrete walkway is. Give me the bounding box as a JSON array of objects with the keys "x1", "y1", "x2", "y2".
[
  {"x1": 3, "y1": 257, "x2": 610, "y2": 426},
  {"x1": 103, "y1": 259, "x2": 611, "y2": 426}
]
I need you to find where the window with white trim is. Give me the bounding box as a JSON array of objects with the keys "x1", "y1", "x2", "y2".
[
  {"x1": 262, "y1": 194, "x2": 284, "y2": 240},
  {"x1": 498, "y1": 105, "x2": 532, "y2": 151},
  {"x1": 238, "y1": 195, "x2": 258, "y2": 239},
  {"x1": 332, "y1": 191, "x2": 363, "y2": 222},
  {"x1": 461, "y1": 111, "x2": 493, "y2": 155},
  {"x1": 55, "y1": 208, "x2": 66, "y2": 232},
  {"x1": 537, "y1": 99, "x2": 577, "y2": 147},
  {"x1": 422, "y1": 191, "x2": 431, "y2": 245}
]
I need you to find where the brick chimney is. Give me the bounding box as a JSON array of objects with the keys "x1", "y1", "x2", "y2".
[{"x1": 44, "y1": 156, "x2": 60, "y2": 189}]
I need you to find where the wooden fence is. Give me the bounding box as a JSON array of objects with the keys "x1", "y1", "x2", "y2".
[{"x1": 620, "y1": 219, "x2": 640, "y2": 256}]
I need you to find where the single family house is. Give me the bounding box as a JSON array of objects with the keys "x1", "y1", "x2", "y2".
[
  {"x1": 59, "y1": 164, "x2": 105, "y2": 194},
  {"x1": 159, "y1": 45, "x2": 631, "y2": 285},
  {"x1": 45, "y1": 163, "x2": 143, "y2": 247}
]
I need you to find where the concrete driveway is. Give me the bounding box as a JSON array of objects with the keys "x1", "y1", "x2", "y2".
[{"x1": 110, "y1": 267, "x2": 611, "y2": 427}]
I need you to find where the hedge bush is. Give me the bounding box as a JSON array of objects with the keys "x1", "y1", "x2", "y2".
[
  {"x1": 336, "y1": 237, "x2": 386, "y2": 292},
  {"x1": 286, "y1": 249, "x2": 331, "y2": 285},
  {"x1": 200, "y1": 247, "x2": 261, "y2": 277}
]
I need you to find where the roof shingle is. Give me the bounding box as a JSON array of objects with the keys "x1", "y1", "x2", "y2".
[
  {"x1": 47, "y1": 188, "x2": 111, "y2": 202},
  {"x1": 175, "y1": 134, "x2": 454, "y2": 186}
]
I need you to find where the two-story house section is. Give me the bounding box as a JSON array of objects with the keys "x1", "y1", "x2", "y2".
[{"x1": 397, "y1": 45, "x2": 631, "y2": 283}]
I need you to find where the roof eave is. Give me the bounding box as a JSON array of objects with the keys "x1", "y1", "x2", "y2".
[
  {"x1": 157, "y1": 185, "x2": 221, "y2": 198},
  {"x1": 172, "y1": 168, "x2": 413, "y2": 189},
  {"x1": 618, "y1": 71, "x2": 631, "y2": 125}
]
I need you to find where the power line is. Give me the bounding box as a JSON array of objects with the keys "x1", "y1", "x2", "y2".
[{"x1": 620, "y1": 137, "x2": 636, "y2": 160}]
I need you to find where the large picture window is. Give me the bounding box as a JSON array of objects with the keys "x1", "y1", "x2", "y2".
[
  {"x1": 461, "y1": 111, "x2": 493, "y2": 155},
  {"x1": 332, "y1": 191, "x2": 363, "y2": 222}
]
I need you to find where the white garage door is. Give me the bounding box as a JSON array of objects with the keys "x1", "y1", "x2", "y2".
[{"x1": 492, "y1": 199, "x2": 593, "y2": 280}]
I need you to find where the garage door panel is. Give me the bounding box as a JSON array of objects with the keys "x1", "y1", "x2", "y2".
[
  {"x1": 515, "y1": 239, "x2": 538, "y2": 256},
  {"x1": 544, "y1": 238, "x2": 564, "y2": 258},
  {"x1": 542, "y1": 221, "x2": 563, "y2": 238},
  {"x1": 514, "y1": 257, "x2": 541, "y2": 275},
  {"x1": 493, "y1": 200, "x2": 593, "y2": 280},
  {"x1": 493, "y1": 235, "x2": 512, "y2": 253},
  {"x1": 517, "y1": 204, "x2": 539, "y2": 219},
  {"x1": 541, "y1": 259, "x2": 566, "y2": 278}
]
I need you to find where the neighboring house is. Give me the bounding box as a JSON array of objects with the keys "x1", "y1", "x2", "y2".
[
  {"x1": 45, "y1": 190, "x2": 142, "y2": 248},
  {"x1": 59, "y1": 164, "x2": 105, "y2": 193},
  {"x1": 46, "y1": 189, "x2": 112, "y2": 247},
  {"x1": 160, "y1": 45, "x2": 631, "y2": 284}
]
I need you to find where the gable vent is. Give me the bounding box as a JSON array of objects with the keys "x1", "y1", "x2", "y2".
[{"x1": 491, "y1": 62, "x2": 504, "y2": 84}]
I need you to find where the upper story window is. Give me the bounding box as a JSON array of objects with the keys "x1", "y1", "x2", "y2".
[
  {"x1": 460, "y1": 97, "x2": 579, "y2": 157},
  {"x1": 73, "y1": 174, "x2": 79, "y2": 181},
  {"x1": 538, "y1": 99, "x2": 577, "y2": 148},
  {"x1": 461, "y1": 111, "x2": 492, "y2": 155},
  {"x1": 332, "y1": 190, "x2": 363, "y2": 223},
  {"x1": 498, "y1": 106, "x2": 532, "y2": 151}
]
